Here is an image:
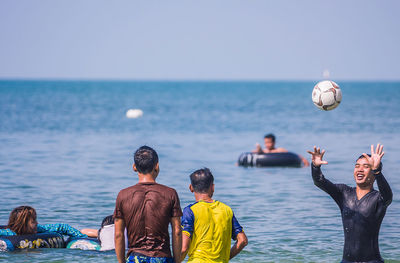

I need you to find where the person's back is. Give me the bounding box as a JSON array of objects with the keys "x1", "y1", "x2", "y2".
[
  {"x1": 114, "y1": 146, "x2": 182, "y2": 263},
  {"x1": 181, "y1": 168, "x2": 247, "y2": 263},
  {"x1": 182, "y1": 200, "x2": 239, "y2": 262},
  {"x1": 115, "y1": 182, "x2": 181, "y2": 257}
]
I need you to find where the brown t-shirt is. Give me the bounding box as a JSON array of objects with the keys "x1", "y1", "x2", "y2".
[{"x1": 114, "y1": 182, "x2": 182, "y2": 258}]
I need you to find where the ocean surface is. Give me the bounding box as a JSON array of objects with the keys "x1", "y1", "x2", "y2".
[{"x1": 0, "y1": 80, "x2": 399, "y2": 262}]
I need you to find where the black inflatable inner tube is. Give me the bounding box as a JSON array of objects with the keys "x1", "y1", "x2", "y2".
[
  {"x1": 0, "y1": 232, "x2": 65, "y2": 251},
  {"x1": 238, "y1": 152, "x2": 302, "y2": 167}
]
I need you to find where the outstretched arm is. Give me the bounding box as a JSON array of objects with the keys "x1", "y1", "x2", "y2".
[
  {"x1": 37, "y1": 223, "x2": 87, "y2": 238},
  {"x1": 363, "y1": 144, "x2": 393, "y2": 207},
  {"x1": 230, "y1": 232, "x2": 248, "y2": 259},
  {"x1": 375, "y1": 172, "x2": 393, "y2": 207},
  {"x1": 80, "y1": 228, "x2": 98, "y2": 238},
  {"x1": 298, "y1": 154, "x2": 310, "y2": 167},
  {"x1": 307, "y1": 146, "x2": 343, "y2": 204},
  {"x1": 308, "y1": 146, "x2": 330, "y2": 188}
]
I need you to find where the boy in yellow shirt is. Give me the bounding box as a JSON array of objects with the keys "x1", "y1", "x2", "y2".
[{"x1": 181, "y1": 168, "x2": 248, "y2": 263}]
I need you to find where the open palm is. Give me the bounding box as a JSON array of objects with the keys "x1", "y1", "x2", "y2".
[
  {"x1": 307, "y1": 146, "x2": 328, "y2": 167},
  {"x1": 363, "y1": 144, "x2": 384, "y2": 170}
]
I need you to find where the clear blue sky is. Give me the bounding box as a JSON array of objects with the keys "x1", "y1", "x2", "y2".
[{"x1": 0, "y1": 0, "x2": 399, "y2": 80}]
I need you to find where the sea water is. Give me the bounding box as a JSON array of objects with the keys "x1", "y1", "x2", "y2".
[{"x1": 0, "y1": 80, "x2": 399, "y2": 262}]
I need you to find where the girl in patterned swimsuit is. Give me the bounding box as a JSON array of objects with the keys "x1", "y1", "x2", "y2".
[{"x1": 0, "y1": 206, "x2": 87, "y2": 238}]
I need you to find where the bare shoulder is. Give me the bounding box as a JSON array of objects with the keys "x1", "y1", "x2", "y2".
[{"x1": 272, "y1": 148, "x2": 288, "y2": 153}]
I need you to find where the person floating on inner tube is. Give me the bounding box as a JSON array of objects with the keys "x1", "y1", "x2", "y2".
[
  {"x1": 0, "y1": 206, "x2": 87, "y2": 238},
  {"x1": 81, "y1": 214, "x2": 128, "y2": 251},
  {"x1": 252, "y1": 133, "x2": 309, "y2": 166},
  {"x1": 307, "y1": 144, "x2": 392, "y2": 263}
]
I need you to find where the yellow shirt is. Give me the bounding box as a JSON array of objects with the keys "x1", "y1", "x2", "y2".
[{"x1": 181, "y1": 200, "x2": 243, "y2": 263}]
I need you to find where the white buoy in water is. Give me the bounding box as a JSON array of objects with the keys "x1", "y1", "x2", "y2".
[{"x1": 126, "y1": 109, "x2": 143, "y2": 118}]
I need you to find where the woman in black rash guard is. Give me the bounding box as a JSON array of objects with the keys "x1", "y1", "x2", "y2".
[{"x1": 308, "y1": 144, "x2": 392, "y2": 263}]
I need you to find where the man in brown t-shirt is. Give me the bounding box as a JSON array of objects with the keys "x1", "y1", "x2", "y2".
[{"x1": 114, "y1": 146, "x2": 182, "y2": 263}]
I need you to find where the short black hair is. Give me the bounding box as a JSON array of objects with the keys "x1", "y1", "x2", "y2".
[
  {"x1": 98, "y1": 214, "x2": 115, "y2": 243},
  {"x1": 190, "y1": 168, "x2": 214, "y2": 193},
  {"x1": 356, "y1": 154, "x2": 383, "y2": 170},
  {"x1": 264, "y1": 133, "x2": 276, "y2": 142},
  {"x1": 101, "y1": 215, "x2": 114, "y2": 228},
  {"x1": 134, "y1": 146, "x2": 159, "y2": 174},
  {"x1": 357, "y1": 154, "x2": 371, "y2": 161}
]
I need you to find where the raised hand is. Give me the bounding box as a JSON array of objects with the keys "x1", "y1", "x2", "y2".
[
  {"x1": 307, "y1": 146, "x2": 328, "y2": 167},
  {"x1": 255, "y1": 143, "x2": 262, "y2": 153},
  {"x1": 363, "y1": 144, "x2": 385, "y2": 170}
]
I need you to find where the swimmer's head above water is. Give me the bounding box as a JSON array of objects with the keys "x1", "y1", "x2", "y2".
[
  {"x1": 354, "y1": 154, "x2": 383, "y2": 188},
  {"x1": 133, "y1": 146, "x2": 159, "y2": 179},
  {"x1": 101, "y1": 215, "x2": 114, "y2": 228},
  {"x1": 8, "y1": 205, "x2": 38, "y2": 235},
  {"x1": 263, "y1": 133, "x2": 276, "y2": 151},
  {"x1": 189, "y1": 168, "x2": 215, "y2": 198}
]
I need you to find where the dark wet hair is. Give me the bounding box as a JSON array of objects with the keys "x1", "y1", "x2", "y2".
[
  {"x1": 357, "y1": 154, "x2": 371, "y2": 161},
  {"x1": 134, "y1": 146, "x2": 159, "y2": 174},
  {"x1": 190, "y1": 168, "x2": 214, "y2": 193},
  {"x1": 264, "y1": 133, "x2": 276, "y2": 142},
  {"x1": 98, "y1": 214, "x2": 115, "y2": 243},
  {"x1": 101, "y1": 215, "x2": 114, "y2": 228},
  {"x1": 356, "y1": 154, "x2": 383, "y2": 170},
  {"x1": 7, "y1": 206, "x2": 37, "y2": 235}
]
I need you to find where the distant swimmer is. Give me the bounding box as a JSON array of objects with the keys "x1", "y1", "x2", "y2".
[
  {"x1": 308, "y1": 144, "x2": 392, "y2": 263},
  {"x1": 253, "y1": 133, "x2": 309, "y2": 166}
]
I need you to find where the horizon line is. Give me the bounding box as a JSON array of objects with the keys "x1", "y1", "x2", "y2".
[{"x1": 1, "y1": 77, "x2": 400, "y2": 83}]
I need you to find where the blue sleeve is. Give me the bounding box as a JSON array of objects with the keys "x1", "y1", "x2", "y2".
[
  {"x1": 37, "y1": 224, "x2": 87, "y2": 238},
  {"x1": 231, "y1": 213, "x2": 243, "y2": 240},
  {"x1": 0, "y1": 228, "x2": 17, "y2": 236},
  {"x1": 181, "y1": 206, "x2": 195, "y2": 238}
]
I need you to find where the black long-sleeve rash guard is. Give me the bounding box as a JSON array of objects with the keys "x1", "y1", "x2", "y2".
[{"x1": 311, "y1": 164, "x2": 392, "y2": 263}]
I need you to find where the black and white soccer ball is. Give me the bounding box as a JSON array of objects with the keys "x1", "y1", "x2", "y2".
[{"x1": 312, "y1": 80, "x2": 342, "y2": 111}]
